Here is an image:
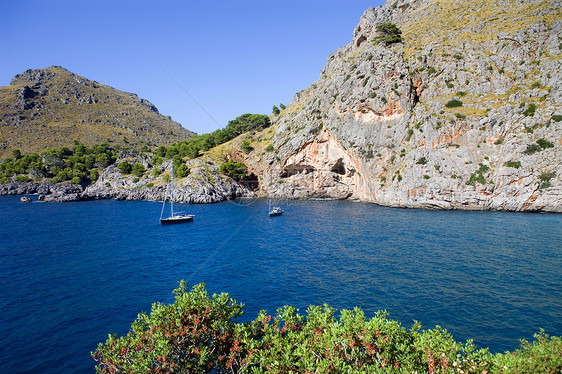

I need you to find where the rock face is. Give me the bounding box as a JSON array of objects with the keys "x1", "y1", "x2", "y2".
[
  {"x1": 0, "y1": 66, "x2": 195, "y2": 159},
  {"x1": 83, "y1": 157, "x2": 250, "y2": 204},
  {"x1": 248, "y1": 0, "x2": 562, "y2": 212}
]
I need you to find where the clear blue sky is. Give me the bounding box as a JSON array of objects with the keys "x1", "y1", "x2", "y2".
[{"x1": 1, "y1": 1, "x2": 384, "y2": 135}]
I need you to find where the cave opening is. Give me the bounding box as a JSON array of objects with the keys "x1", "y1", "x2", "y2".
[
  {"x1": 331, "y1": 159, "x2": 346, "y2": 175},
  {"x1": 356, "y1": 35, "x2": 367, "y2": 47}
]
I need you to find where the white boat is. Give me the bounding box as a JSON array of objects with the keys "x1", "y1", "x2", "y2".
[
  {"x1": 269, "y1": 206, "x2": 283, "y2": 217},
  {"x1": 20, "y1": 196, "x2": 32, "y2": 203},
  {"x1": 160, "y1": 164, "x2": 194, "y2": 224},
  {"x1": 268, "y1": 200, "x2": 283, "y2": 217}
]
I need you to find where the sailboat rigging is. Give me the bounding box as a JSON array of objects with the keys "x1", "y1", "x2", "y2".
[{"x1": 160, "y1": 164, "x2": 194, "y2": 224}]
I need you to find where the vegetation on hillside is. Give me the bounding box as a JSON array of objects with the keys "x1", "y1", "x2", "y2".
[
  {"x1": 153, "y1": 114, "x2": 270, "y2": 160},
  {"x1": 92, "y1": 282, "x2": 562, "y2": 374},
  {"x1": 0, "y1": 141, "x2": 119, "y2": 185},
  {"x1": 0, "y1": 112, "x2": 271, "y2": 186}
]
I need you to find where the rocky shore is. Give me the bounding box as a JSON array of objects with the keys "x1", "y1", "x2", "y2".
[{"x1": 0, "y1": 157, "x2": 253, "y2": 204}]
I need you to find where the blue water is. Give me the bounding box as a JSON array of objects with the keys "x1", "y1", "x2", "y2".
[{"x1": 0, "y1": 196, "x2": 561, "y2": 373}]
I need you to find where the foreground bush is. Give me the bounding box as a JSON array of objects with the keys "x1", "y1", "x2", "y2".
[{"x1": 93, "y1": 282, "x2": 562, "y2": 373}]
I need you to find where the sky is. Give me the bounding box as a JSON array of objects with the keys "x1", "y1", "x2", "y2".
[{"x1": 1, "y1": 0, "x2": 385, "y2": 135}]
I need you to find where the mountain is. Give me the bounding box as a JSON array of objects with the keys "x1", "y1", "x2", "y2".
[
  {"x1": 241, "y1": 0, "x2": 561, "y2": 212},
  {"x1": 0, "y1": 66, "x2": 194, "y2": 158}
]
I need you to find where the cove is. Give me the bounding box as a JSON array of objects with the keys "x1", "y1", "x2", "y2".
[{"x1": 0, "y1": 196, "x2": 560, "y2": 373}]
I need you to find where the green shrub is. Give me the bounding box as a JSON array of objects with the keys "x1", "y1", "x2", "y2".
[
  {"x1": 522, "y1": 103, "x2": 537, "y2": 116},
  {"x1": 70, "y1": 176, "x2": 82, "y2": 184},
  {"x1": 416, "y1": 157, "x2": 427, "y2": 165},
  {"x1": 551, "y1": 114, "x2": 562, "y2": 122},
  {"x1": 93, "y1": 282, "x2": 562, "y2": 374},
  {"x1": 241, "y1": 139, "x2": 254, "y2": 154},
  {"x1": 265, "y1": 145, "x2": 275, "y2": 152},
  {"x1": 131, "y1": 162, "x2": 146, "y2": 178},
  {"x1": 428, "y1": 66, "x2": 436, "y2": 74},
  {"x1": 467, "y1": 163, "x2": 490, "y2": 186},
  {"x1": 524, "y1": 139, "x2": 554, "y2": 155},
  {"x1": 219, "y1": 160, "x2": 247, "y2": 181},
  {"x1": 14, "y1": 175, "x2": 31, "y2": 183},
  {"x1": 405, "y1": 128, "x2": 414, "y2": 141},
  {"x1": 539, "y1": 171, "x2": 556, "y2": 190},
  {"x1": 174, "y1": 163, "x2": 190, "y2": 178},
  {"x1": 494, "y1": 137, "x2": 504, "y2": 145},
  {"x1": 92, "y1": 282, "x2": 243, "y2": 373},
  {"x1": 492, "y1": 330, "x2": 562, "y2": 372},
  {"x1": 117, "y1": 161, "x2": 132, "y2": 175},
  {"x1": 536, "y1": 138, "x2": 554, "y2": 149},
  {"x1": 445, "y1": 99, "x2": 463, "y2": 108},
  {"x1": 504, "y1": 161, "x2": 521, "y2": 169},
  {"x1": 523, "y1": 143, "x2": 540, "y2": 155},
  {"x1": 375, "y1": 22, "x2": 403, "y2": 45}
]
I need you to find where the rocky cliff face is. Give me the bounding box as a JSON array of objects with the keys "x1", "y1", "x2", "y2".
[
  {"x1": 248, "y1": 0, "x2": 562, "y2": 212},
  {"x1": 0, "y1": 66, "x2": 194, "y2": 158}
]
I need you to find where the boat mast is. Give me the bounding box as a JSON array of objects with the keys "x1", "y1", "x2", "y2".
[
  {"x1": 160, "y1": 183, "x2": 169, "y2": 220},
  {"x1": 171, "y1": 163, "x2": 174, "y2": 216}
]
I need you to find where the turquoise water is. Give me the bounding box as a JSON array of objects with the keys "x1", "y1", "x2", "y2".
[{"x1": 0, "y1": 196, "x2": 561, "y2": 373}]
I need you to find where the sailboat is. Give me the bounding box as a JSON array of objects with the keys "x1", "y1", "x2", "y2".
[
  {"x1": 268, "y1": 199, "x2": 283, "y2": 217},
  {"x1": 160, "y1": 164, "x2": 194, "y2": 224}
]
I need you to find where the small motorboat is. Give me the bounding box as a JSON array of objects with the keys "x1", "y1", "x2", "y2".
[
  {"x1": 269, "y1": 206, "x2": 283, "y2": 217},
  {"x1": 20, "y1": 196, "x2": 32, "y2": 203}
]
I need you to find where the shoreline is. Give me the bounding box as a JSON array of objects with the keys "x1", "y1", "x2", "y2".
[{"x1": 3, "y1": 181, "x2": 560, "y2": 213}]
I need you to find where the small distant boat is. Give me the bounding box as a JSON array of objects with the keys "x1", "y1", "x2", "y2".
[
  {"x1": 269, "y1": 206, "x2": 283, "y2": 217},
  {"x1": 160, "y1": 164, "x2": 194, "y2": 224},
  {"x1": 268, "y1": 199, "x2": 284, "y2": 217},
  {"x1": 20, "y1": 196, "x2": 32, "y2": 203}
]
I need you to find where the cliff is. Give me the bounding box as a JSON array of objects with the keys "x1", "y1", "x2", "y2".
[
  {"x1": 243, "y1": 0, "x2": 561, "y2": 212},
  {"x1": 0, "y1": 66, "x2": 194, "y2": 158}
]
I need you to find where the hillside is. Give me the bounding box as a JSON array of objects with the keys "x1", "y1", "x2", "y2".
[
  {"x1": 240, "y1": 0, "x2": 562, "y2": 212},
  {"x1": 0, "y1": 66, "x2": 194, "y2": 158}
]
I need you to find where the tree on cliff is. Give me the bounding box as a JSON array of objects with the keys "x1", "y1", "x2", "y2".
[
  {"x1": 117, "y1": 161, "x2": 132, "y2": 175},
  {"x1": 375, "y1": 22, "x2": 403, "y2": 45},
  {"x1": 219, "y1": 160, "x2": 247, "y2": 181}
]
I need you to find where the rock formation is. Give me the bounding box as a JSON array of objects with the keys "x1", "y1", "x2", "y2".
[{"x1": 245, "y1": 0, "x2": 561, "y2": 212}]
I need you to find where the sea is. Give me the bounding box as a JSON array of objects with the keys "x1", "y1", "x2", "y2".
[{"x1": 1, "y1": 195, "x2": 561, "y2": 373}]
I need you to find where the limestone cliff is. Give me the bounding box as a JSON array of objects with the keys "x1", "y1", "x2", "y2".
[{"x1": 247, "y1": 0, "x2": 562, "y2": 212}]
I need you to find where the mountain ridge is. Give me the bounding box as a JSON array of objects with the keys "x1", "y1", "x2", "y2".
[{"x1": 0, "y1": 65, "x2": 194, "y2": 158}]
